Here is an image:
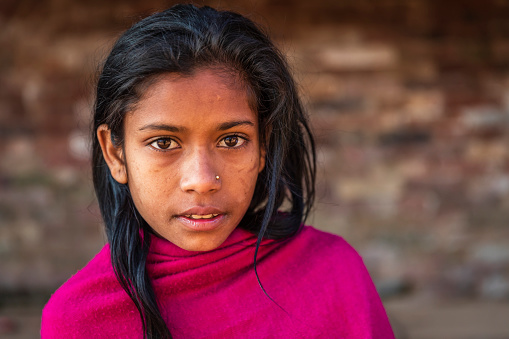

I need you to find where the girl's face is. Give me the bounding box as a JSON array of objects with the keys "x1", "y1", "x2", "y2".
[{"x1": 98, "y1": 69, "x2": 265, "y2": 251}]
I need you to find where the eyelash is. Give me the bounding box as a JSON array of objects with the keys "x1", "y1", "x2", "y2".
[
  {"x1": 148, "y1": 134, "x2": 249, "y2": 151},
  {"x1": 149, "y1": 138, "x2": 179, "y2": 151},
  {"x1": 217, "y1": 134, "x2": 248, "y2": 149}
]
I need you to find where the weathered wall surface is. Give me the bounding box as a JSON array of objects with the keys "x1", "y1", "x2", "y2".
[{"x1": 1, "y1": 0, "x2": 509, "y2": 304}]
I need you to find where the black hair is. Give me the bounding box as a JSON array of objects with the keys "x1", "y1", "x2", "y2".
[{"x1": 92, "y1": 4, "x2": 315, "y2": 338}]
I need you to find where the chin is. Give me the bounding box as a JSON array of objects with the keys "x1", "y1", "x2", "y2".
[
  {"x1": 174, "y1": 234, "x2": 229, "y2": 252},
  {"x1": 180, "y1": 242, "x2": 221, "y2": 252}
]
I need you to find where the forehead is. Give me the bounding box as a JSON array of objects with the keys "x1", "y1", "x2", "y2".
[
  {"x1": 143, "y1": 69, "x2": 245, "y2": 99},
  {"x1": 126, "y1": 68, "x2": 257, "y2": 128}
]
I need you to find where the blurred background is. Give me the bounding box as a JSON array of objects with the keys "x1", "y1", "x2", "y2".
[{"x1": 1, "y1": 0, "x2": 509, "y2": 338}]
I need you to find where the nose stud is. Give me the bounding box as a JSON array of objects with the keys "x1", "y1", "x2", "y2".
[{"x1": 215, "y1": 175, "x2": 220, "y2": 180}]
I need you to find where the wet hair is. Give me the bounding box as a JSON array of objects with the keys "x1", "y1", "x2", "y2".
[{"x1": 92, "y1": 4, "x2": 315, "y2": 338}]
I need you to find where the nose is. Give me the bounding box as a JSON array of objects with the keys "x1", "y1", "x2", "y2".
[{"x1": 180, "y1": 148, "x2": 221, "y2": 194}]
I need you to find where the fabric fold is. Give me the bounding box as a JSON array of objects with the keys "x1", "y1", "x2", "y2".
[{"x1": 42, "y1": 226, "x2": 395, "y2": 338}]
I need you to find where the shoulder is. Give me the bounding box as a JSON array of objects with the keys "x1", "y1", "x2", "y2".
[
  {"x1": 284, "y1": 226, "x2": 395, "y2": 337},
  {"x1": 280, "y1": 226, "x2": 381, "y2": 307},
  {"x1": 266, "y1": 225, "x2": 372, "y2": 289},
  {"x1": 291, "y1": 225, "x2": 364, "y2": 267},
  {"x1": 296, "y1": 225, "x2": 349, "y2": 245},
  {"x1": 41, "y1": 245, "x2": 139, "y2": 338}
]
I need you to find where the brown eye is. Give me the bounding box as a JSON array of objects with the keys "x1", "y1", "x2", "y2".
[
  {"x1": 219, "y1": 135, "x2": 246, "y2": 148},
  {"x1": 150, "y1": 138, "x2": 177, "y2": 150},
  {"x1": 224, "y1": 136, "x2": 238, "y2": 147}
]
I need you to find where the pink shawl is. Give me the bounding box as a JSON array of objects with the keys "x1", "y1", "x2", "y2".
[{"x1": 41, "y1": 226, "x2": 394, "y2": 338}]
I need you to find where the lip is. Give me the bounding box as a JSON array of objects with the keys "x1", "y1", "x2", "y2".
[
  {"x1": 175, "y1": 207, "x2": 226, "y2": 231},
  {"x1": 180, "y1": 207, "x2": 224, "y2": 216}
]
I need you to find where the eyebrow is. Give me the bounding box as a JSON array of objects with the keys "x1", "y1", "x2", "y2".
[
  {"x1": 138, "y1": 124, "x2": 186, "y2": 132},
  {"x1": 138, "y1": 120, "x2": 255, "y2": 132},
  {"x1": 217, "y1": 120, "x2": 255, "y2": 131}
]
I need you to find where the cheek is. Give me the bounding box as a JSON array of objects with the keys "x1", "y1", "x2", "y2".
[
  {"x1": 126, "y1": 159, "x2": 170, "y2": 209},
  {"x1": 233, "y1": 154, "x2": 261, "y2": 197}
]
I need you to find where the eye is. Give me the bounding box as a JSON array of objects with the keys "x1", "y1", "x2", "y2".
[
  {"x1": 218, "y1": 135, "x2": 247, "y2": 148},
  {"x1": 150, "y1": 138, "x2": 179, "y2": 150}
]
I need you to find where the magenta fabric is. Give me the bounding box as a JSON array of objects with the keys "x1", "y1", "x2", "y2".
[{"x1": 41, "y1": 226, "x2": 395, "y2": 338}]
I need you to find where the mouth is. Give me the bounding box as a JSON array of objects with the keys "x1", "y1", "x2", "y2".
[
  {"x1": 184, "y1": 213, "x2": 220, "y2": 220},
  {"x1": 176, "y1": 208, "x2": 226, "y2": 231}
]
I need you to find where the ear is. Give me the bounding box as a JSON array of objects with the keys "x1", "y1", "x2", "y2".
[
  {"x1": 258, "y1": 126, "x2": 270, "y2": 173},
  {"x1": 97, "y1": 124, "x2": 128, "y2": 184},
  {"x1": 258, "y1": 144, "x2": 266, "y2": 173}
]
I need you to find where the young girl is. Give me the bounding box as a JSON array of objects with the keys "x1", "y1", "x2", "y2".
[{"x1": 42, "y1": 4, "x2": 394, "y2": 338}]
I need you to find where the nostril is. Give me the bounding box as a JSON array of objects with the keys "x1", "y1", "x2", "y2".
[
  {"x1": 180, "y1": 171, "x2": 221, "y2": 194},
  {"x1": 179, "y1": 151, "x2": 221, "y2": 193}
]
